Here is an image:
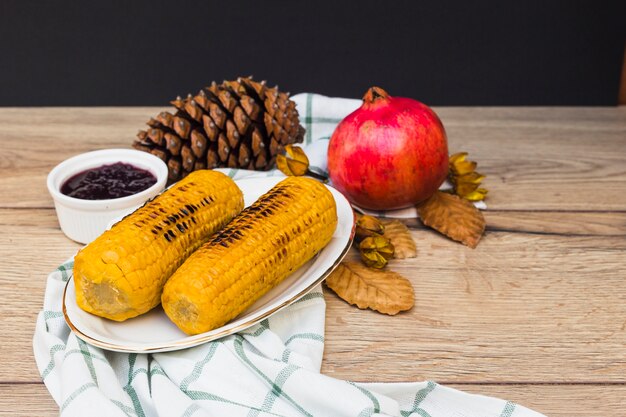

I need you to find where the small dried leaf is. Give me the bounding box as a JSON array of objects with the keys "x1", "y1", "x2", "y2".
[
  {"x1": 355, "y1": 215, "x2": 385, "y2": 242},
  {"x1": 325, "y1": 261, "x2": 414, "y2": 315},
  {"x1": 417, "y1": 191, "x2": 486, "y2": 248},
  {"x1": 382, "y1": 220, "x2": 417, "y2": 259},
  {"x1": 276, "y1": 144, "x2": 309, "y2": 176}
]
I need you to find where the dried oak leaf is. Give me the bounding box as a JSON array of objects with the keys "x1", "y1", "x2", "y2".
[
  {"x1": 325, "y1": 261, "x2": 414, "y2": 315},
  {"x1": 417, "y1": 191, "x2": 485, "y2": 248},
  {"x1": 382, "y1": 220, "x2": 417, "y2": 259}
]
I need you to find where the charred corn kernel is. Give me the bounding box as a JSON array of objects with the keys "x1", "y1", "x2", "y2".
[
  {"x1": 73, "y1": 170, "x2": 244, "y2": 321},
  {"x1": 162, "y1": 176, "x2": 338, "y2": 335}
]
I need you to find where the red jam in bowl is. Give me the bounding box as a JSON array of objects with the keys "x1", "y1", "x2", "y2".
[{"x1": 60, "y1": 162, "x2": 157, "y2": 200}]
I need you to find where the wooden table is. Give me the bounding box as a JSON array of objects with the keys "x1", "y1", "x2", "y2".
[{"x1": 1, "y1": 107, "x2": 625, "y2": 416}]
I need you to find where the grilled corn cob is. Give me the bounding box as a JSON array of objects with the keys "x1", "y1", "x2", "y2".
[
  {"x1": 162, "y1": 176, "x2": 338, "y2": 335},
  {"x1": 73, "y1": 170, "x2": 244, "y2": 321}
]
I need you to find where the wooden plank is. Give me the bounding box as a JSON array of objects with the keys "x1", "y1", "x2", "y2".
[
  {"x1": 0, "y1": 107, "x2": 161, "y2": 209},
  {"x1": 0, "y1": 208, "x2": 68, "y2": 228},
  {"x1": 400, "y1": 210, "x2": 626, "y2": 236},
  {"x1": 447, "y1": 383, "x2": 626, "y2": 417},
  {"x1": 3, "y1": 214, "x2": 625, "y2": 384},
  {"x1": 321, "y1": 229, "x2": 626, "y2": 383},
  {"x1": 435, "y1": 107, "x2": 626, "y2": 211},
  {"x1": 2, "y1": 207, "x2": 624, "y2": 238},
  {"x1": 0, "y1": 214, "x2": 80, "y2": 384},
  {"x1": 2, "y1": 107, "x2": 624, "y2": 416},
  {"x1": 0, "y1": 107, "x2": 624, "y2": 210},
  {"x1": 2, "y1": 382, "x2": 625, "y2": 417},
  {"x1": 484, "y1": 210, "x2": 626, "y2": 236},
  {"x1": 0, "y1": 384, "x2": 59, "y2": 417}
]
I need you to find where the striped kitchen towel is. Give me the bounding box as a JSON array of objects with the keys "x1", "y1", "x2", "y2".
[{"x1": 33, "y1": 93, "x2": 539, "y2": 417}]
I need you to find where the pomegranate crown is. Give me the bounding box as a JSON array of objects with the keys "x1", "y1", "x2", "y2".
[{"x1": 362, "y1": 86, "x2": 390, "y2": 104}]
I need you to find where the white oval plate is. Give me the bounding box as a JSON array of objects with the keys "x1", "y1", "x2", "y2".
[{"x1": 63, "y1": 176, "x2": 355, "y2": 353}]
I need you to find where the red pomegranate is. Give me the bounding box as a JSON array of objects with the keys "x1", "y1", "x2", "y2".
[{"x1": 327, "y1": 86, "x2": 448, "y2": 210}]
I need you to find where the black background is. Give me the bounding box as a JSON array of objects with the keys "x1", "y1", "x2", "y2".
[{"x1": 1, "y1": 1, "x2": 624, "y2": 106}]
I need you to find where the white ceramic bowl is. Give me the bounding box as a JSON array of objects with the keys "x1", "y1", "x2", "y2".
[{"x1": 47, "y1": 149, "x2": 168, "y2": 244}]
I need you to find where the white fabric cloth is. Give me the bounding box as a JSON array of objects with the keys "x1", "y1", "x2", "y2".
[
  {"x1": 35, "y1": 260, "x2": 543, "y2": 417},
  {"x1": 34, "y1": 93, "x2": 539, "y2": 416}
]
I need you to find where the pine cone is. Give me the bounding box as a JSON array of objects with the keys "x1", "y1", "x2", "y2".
[{"x1": 132, "y1": 77, "x2": 305, "y2": 182}]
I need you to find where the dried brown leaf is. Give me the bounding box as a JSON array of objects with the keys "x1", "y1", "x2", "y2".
[
  {"x1": 382, "y1": 220, "x2": 417, "y2": 259},
  {"x1": 417, "y1": 191, "x2": 485, "y2": 248},
  {"x1": 325, "y1": 261, "x2": 414, "y2": 315}
]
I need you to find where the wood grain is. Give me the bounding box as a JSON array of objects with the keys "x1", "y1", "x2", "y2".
[
  {"x1": 1, "y1": 107, "x2": 625, "y2": 416},
  {"x1": 436, "y1": 107, "x2": 626, "y2": 211},
  {"x1": 448, "y1": 383, "x2": 626, "y2": 417},
  {"x1": 484, "y1": 210, "x2": 626, "y2": 236},
  {"x1": 2, "y1": 211, "x2": 625, "y2": 383},
  {"x1": 3, "y1": 208, "x2": 624, "y2": 239},
  {"x1": 0, "y1": 384, "x2": 59, "y2": 417},
  {"x1": 323, "y1": 230, "x2": 626, "y2": 383},
  {"x1": 0, "y1": 107, "x2": 624, "y2": 209}
]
